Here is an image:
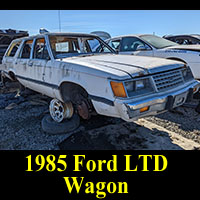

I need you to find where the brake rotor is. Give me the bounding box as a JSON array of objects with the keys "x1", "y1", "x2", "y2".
[{"x1": 77, "y1": 100, "x2": 90, "y2": 120}]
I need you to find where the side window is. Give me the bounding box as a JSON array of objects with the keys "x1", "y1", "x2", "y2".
[
  {"x1": 6, "y1": 41, "x2": 21, "y2": 57},
  {"x1": 175, "y1": 37, "x2": 189, "y2": 45},
  {"x1": 175, "y1": 37, "x2": 200, "y2": 45},
  {"x1": 121, "y1": 37, "x2": 149, "y2": 52},
  {"x1": 183, "y1": 39, "x2": 190, "y2": 45},
  {"x1": 174, "y1": 38, "x2": 184, "y2": 44},
  {"x1": 187, "y1": 37, "x2": 200, "y2": 44},
  {"x1": 108, "y1": 40, "x2": 120, "y2": 51},
  {"x1": 33, "y1": 38, "x2": 50, "y2": 60},
  {"x1": 20, "y1": 40, "x2": 33, "y2": 59}
]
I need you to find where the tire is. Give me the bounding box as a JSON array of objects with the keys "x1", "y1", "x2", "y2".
[{"x1": 41, "y1": 113, "x2": 80, "y2": 135}]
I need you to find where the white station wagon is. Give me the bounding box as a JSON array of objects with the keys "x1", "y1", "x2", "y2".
[
  {"x1": 106, "y1": 34, "x2": 200, "y2": 79},
  {"x1": 0, "y1": 32, "x2": 199, "y2": 124}
]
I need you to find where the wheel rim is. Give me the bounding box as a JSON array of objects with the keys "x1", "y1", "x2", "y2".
[{"x1": 49, "y1": 99, "x2": 73, "y2": 123}]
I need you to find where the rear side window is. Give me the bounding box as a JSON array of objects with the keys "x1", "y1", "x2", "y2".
[{"x1": 6, "y1": 41, "x2": 21, "y2": 57}]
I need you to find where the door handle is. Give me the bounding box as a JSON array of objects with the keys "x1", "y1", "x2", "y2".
[
  {"x1": 28, "y1": 62, "x2": 33, "y2": 67},
  {"x1": 15, "y1": 61, "x2": 26, "y2": 65}
]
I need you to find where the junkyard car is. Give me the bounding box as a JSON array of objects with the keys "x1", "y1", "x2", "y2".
[
  {"x1": 0, "y1": 32, "x2": 199, "y2": 123},
  {"x1": 106, "y1": 34, "x2": 200, "y2": 79},
  {"x1": 163, "y1": 34, "x2": 200, "y2": 45}
]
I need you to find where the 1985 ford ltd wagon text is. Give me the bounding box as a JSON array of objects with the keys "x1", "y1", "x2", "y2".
[{"x1": 0, "y1": 32, "x2": 199, "y2": 123}]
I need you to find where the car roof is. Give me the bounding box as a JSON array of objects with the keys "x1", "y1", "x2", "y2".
[
  {"x1": 109, "y1": 34, "x2": 154, "y2": 40},
  {"x1": 43, "y1": 32, "x2": 98, "y2": 37},
  {"x1": 164, "y1": 34, "x2": 200, "y2": 38},
  {"x1": 11, "y1": 32, "x2": 100, "y2": 42}
]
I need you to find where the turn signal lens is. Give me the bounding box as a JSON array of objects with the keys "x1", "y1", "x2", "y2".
[
  {"x1": 140, "y1": 106, "x2": 149, "y2": 113},
  {"x1": 110, "y1": 81, "x2": 127, "y2": 98}
]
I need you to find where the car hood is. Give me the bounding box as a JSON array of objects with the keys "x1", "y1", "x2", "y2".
[
  {"x1": 61, "y1": 54, "x2": 184, "y2": 79},
  {"x1": 166, "y1": 44, "x2": 200, "y2": 52}
]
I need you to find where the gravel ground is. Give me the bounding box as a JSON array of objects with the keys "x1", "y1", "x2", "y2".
[
  {"x1": 145, "y1": 100, "x2": 200, "y2": 143},
  {"x1": 0, "y1": 81, "x2": 200, "y2": 150},
  {"x1": 0, "y1": 84, "x2": 72, "y2": 150}
]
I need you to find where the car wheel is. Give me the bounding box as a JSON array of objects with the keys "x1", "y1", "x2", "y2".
[
  {"x1": 49, "y1": 99, "x2": 74, "y2": 123},
  {"x1": 41, "y1": 113, "x2": 80, "y2": 135}
]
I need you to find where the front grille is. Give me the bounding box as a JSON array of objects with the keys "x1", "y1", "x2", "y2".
[{"x1": 152, "y1": 69, "x2": 184, "y2": 92}]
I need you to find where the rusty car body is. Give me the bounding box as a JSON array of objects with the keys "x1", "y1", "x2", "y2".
[{"x1": 1, "y1": 32, "x2": 200, "y2": 123}]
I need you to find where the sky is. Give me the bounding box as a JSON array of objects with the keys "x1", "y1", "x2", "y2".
[{"x1": 1, "y1": 10, "x2": 200, "y2": 37}]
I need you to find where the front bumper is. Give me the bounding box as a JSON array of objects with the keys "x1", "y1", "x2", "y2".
[{"x1": 115, "y1": 80, "x2": 200, "y2": 122}]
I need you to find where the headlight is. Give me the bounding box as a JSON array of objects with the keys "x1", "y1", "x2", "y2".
[
  {"x1": 182, "y1": 65, "x2": 194, "y2": 81},
  {"x1": 110, "y1": 78, "x2": 154, "y2": 98},
  {"x1": 125, "y1": 78, "x2": 154, "y2": 97},
  {"x1": 136, "y1": 80, "x2": 145, "y2": 90},
  {"x1": 125, "y1": 81, "x2": 134, "y2": 92},
  {"x1": 124, "y1": 80, "x2": 146, "y2": 92}
]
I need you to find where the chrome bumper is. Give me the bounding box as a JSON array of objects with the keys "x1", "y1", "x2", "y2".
[{"x1": 116, "y1": 80, "x2": 200, "y2": 121}]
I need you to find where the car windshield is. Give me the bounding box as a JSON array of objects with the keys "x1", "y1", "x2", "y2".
[
  {"x1": 140, "y1": 35, "x2": 178, "y2": 49},
  {"x1": 49, "y1": 35, "x2": 114, "y2": 59}
]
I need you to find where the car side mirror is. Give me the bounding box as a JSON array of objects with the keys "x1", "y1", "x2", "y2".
[
  {"x1": 136, "y1": 45, "x2": 150, "y2": 51},
  {"x1": 115, "y1": 49, "x2": 120, "y2": 54}
]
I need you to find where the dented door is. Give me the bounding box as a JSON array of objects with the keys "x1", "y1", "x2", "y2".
[
  {"x1": 28, "y1": 59, "x2": 46, "y2": 82},
  {"x1": 26, "y1": 37, "x2": 54, "y2": 96}
]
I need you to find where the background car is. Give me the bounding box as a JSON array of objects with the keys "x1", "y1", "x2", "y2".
[
  {"x1": 90, "y1": 31, "x2": 111, "y2": 41},
  {"x1": 106, "y1": 34, "x2": 200, "y2": 79},
  {"x1": 163, "y1": 34, "x2": 200, "y2": 45}
]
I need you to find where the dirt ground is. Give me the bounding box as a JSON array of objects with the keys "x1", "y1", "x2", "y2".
[{"x1": 0, "y1": 81, "x2": 200, "y2": 150}]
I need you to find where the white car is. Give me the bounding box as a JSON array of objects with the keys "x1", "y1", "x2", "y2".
[
  {"x1": 0, "y1": 32, "x2": 199, "y2": 124},
  {"x1": 106, "y1": 34, "x2": 200, "y2": 79}
]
